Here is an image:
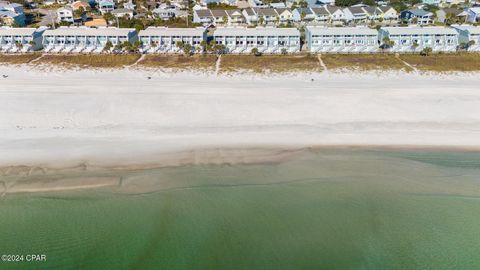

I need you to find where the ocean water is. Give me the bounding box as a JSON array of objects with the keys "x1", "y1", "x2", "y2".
[{"x1": 1, "y1": 149, "x2": 480, "y2": 270}]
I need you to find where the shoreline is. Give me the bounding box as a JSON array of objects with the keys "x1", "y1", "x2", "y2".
[
  {"x1": 2, "y1": 145, "x2": 480, "y2": 195},
  {"x1": 0, "y1": 146, "x2": 480, "y2": 196}
]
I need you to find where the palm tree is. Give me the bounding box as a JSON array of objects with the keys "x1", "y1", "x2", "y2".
[
  {"x1": 467, "y1": 40, "x2": 476, "y2": 49},
  {"x1": 381, "y1": 37, "x2": 394, "y2": 49},
  {"x1": 132, "y1": 41, "x2": 142, "y2": 53},
  {"x1": 183, "y1": 43, "x2": 192, "y2": 55},
  {"x1": 258, "y1": 17, "x2": 265, "y2": 25},
  {"x1": 420, "y1": 47, "x2": 432, "y2": 56},
  {"x1": 281, "y1": 48, "x2": 287, "y2": 55},
  {"x1": 207, "y1": 40, "x2": 216, "y2": 54},
  {"x1": 175, "y1": 41, "x2": 184, "y2": 53},
  {"x1": 251, "y1": 47, "x2": 259, "y2": 55},
  {"x1": 122, "y1": 41, "x2": 132, "y2": 53},
  {"x1": 214, "y1": 44, "x2": 226, "y2": 55},
  {"x1": 103, "y1": 41, "x2": 113, "y2": 52}
]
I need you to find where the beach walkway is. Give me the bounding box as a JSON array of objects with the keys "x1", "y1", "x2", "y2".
[{"x1": 317, "y1": 54, "x2": 327, "y2": 72}]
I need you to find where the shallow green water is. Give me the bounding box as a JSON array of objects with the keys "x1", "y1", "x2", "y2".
[{"x1": 1, "y1": 149, "x2": 480, "y2": 270}]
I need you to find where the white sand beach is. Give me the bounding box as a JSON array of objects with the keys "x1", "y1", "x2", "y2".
[{"x1": 1, "y1": 65, "x2": 480, "y2": 168}]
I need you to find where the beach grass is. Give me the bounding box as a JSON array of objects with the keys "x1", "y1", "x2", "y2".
[
  {"x1": 220, "y1": 54, "x2": 322, "y2": 73},
  {"x1": 321, "y1": 54, "x2": 412, "y2": 71},
  {"x1": 37, "y1": 54, "x2": 141, "y2": 68},
  {"x1": 0, "y1": 53, "x2": 42, "y2": 64},
  {"x1": 137, "y1": 55, "x2": 217, "y2": 70},
  {"x1": 399, "y1": 53, "x2": 480, "y2": 72}
]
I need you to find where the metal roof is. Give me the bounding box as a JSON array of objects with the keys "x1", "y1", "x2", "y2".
[
  {"x1": 195, "y1": 9, "x2": 213, "y2": 17},
  {"x1": 210, "y1": 9, "x2": 227, "y2": 17},
  {"x1": 257, "y1": 8, "x2": 277, "y2": 16},
  {"x1": 311, "y1": 7, "x2": 329, "y2": 16},
  {"x1": 306, "y1": 26, "x2": 378, "y2": 35},
  {"x1": 406, "y1": 9, "x2": 432, "y2": 16},
  {"x1": 214, "y1": 26, "x2": 300, "y2": 36},
  {"x1": 381, "y1": 26, "x2": 458, "y2": 35},
  {"x1": 139, "y1": 27, "x2": 206, "y2": 36},
  {"x1": 43, "y1": 26, "x2": 136, "y2": 36},
  {"x1": 0, "y1": 27, "x2": 38, "y2": 36}
]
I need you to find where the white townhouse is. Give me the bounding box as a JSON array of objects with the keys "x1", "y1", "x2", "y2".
[
  {"x1": 256, "y1": 8, "x2": 279, "y2": 24},
  {"x1": 276, "y1": 8, "x2": 293, "y2": 23},
  {"x1": 193, "y1": 9, "x2": 214, "y2": 24},
  {"x1": 213, "y1": 26, "x2": 300, "y2": 54},
  {"x1": 378, "y1": 26, "x2": 459, "y2": 53},
  {"x1": 138, "y1": 27, "x2": 207, "y2": 53},
  {"x1": 242, "y1": 8, "x2": 258, "y2": 24},
  {"x1": 111, "y1": 8, "x2": 134, "y2": 19},
  {"x1": 311, "y1": 6, "x2": 345, "y2": 24},
  {"x1": 0, "y1": 27, "x2": 45, "y2": 52},
  {"x1": 292, "y1": 8, "x2": 315, "y2": 22},
  {"x1": 452, "y1": 25, "x2": 480, "y2": 51},
  {"x1": 343, "y1": 6, "x2": 368, "y2": 23},
  {"x1": 42, "y1": 26, "x2": 137, "y2": 53},
  {"x1": 226, "y1": 9, "x2": 245, "y2": 25},
  {"x1": 377, "y1": 6, "x2": 398, "y2": 21},
  {"x1": 305, "y1": 26, "x2": 379, "y2": 53}
]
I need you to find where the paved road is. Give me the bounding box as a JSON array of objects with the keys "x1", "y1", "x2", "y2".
[{"x1": 38, "y1": 9, "x2": 57, "y2": 26}]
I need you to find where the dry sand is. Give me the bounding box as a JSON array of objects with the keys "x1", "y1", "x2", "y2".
[{"x1": 0, "y1": 65, "x2": 479, "y2": 170}]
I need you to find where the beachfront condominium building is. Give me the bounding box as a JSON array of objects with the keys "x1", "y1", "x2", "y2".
[
  {"x1": 378, "y1": 26, "x2": 459, "y2": 53},
  {"x1": 0, "y1": 27, "x2": 45, "y2": 52},
  {"x1": 213, "y1": 26, "x2": 300, "y2": 54},
  {"x1": 42, "y1": 26, "x2": 137, "y2": 53},
  {"x1": 305, "y1": 26, "x2": 378, "y2": 53},
  {"x1": 452, "y1": 25, "x2": 480, "y2": 51},
  {"x1": 138, "y1": 27, "x2": 207, "y2": 53}
]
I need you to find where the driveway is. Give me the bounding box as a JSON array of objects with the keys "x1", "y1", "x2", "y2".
[{"x1": 38, "y1": 9, "x2": 57, "y2": 26}]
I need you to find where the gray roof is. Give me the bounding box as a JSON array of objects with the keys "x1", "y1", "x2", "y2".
[
  {"x1": 195, "y1": 9, "x2": 213, "y2": 17},
  {"x1": 325, "y1": 5, "x2": 340, "y2": 13},
  {"x1": 407, "y1": 9, "x2": 432, "y2": 16},
  {"x1": 347, "y1": 6, "x2": 366, "y2": 15},
  {"x1": 275, "y1": 8, "x2": 291, "y2": 14},
  {"x1": 381, "y1": 26, "x2": 458, "y2": 35},
  {"x1": 44, "y1": 26, "x2": 135, "y2": 36},
  {"x1": 306, "y1": 26, "x2": 378, "y2": 35},
  {"x1": 296, "y1": 7, "x2": 313, "y2": 15},
  {"x1": 243, "y1": 7, "x2": 256, "y2": 16},
  {"x1": 139, "y1": 26, "x2": 206, "y2": 36},
  {"x1": 257, "y1": 8, "x2": 278, "y2": 16},
  {"x1": 311, "y1": 7, "x2": 329, "y2": 16},
  {"x1": 214, "y1": 26, "x2": 300, "y2": 36},
  {"x1": 0, "y1": 27, "x2": 37, "y2": 36},
  {"x1": 377, "y1": 6, "x2": 395, "y2": 13},
  {"x1": 111, "y1": 8, "x2": 133, "y2": 14},
  {"x1": 362, "y1": 6, "x2": 377, "y2": 15},
  {"x1": 210, "y1": 9, "x2": 227, "y2": 17}
]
